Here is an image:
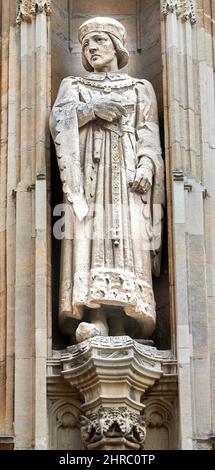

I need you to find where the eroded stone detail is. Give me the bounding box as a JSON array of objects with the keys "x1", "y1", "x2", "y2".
[
  {"x1": 72, "y1": 269, "x2": 155, "y2": 319},
  {"x1": 80, "y1": 406, "x2": 146, "y2": 448},
  {"x1": 162, "y1": 0, "x2": 196, "y2": 24},
  {"x1": 17, "y1": 0, "x2": 51, "y2": 23}
]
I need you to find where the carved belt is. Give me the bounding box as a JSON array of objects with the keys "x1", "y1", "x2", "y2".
[
  {"x1": 93, "y1": 123, "x2": 135, "y2": 162},
  {"x1": 102, "y1": 123, "x2": 135, "y2": 135}
]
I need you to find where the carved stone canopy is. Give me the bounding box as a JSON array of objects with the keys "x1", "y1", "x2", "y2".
[
  {"x1": 162, "y1": 0, "x2": 196, "y2": 24},
  {"x1": 17, "y1": 0, "x2": 51, "y2": 23}
]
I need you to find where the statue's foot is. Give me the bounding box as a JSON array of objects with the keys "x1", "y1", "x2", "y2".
[{"x1": 75, "y1": 322, "x2": 100, "y2": 343}]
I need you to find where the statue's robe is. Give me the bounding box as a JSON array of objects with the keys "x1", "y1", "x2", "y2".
[{"x1": 50, "y1": 72, "x2": 164, "y2": 337}]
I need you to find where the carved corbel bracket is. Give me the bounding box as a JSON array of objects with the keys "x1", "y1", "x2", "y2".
[
  {"x1": 60, "y1": 336, "x2": 164, "y2": 449},
  {"x1": 17, "y1": 0, "x2": 51, "y2": 24},
  {"x1": 162, "y1": 0, "x2": 196, "y2": 25}
]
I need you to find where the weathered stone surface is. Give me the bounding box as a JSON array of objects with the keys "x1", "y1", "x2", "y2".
[
  {"x1": 17, "y1": 0, "x2": 52, "y2": 23},
  {"x1": 61, "y1": 336, "x2": 164, "y2": 449}
]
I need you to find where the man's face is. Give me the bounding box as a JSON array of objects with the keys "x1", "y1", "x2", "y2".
[{"x1": 82, "y1": 32, "x2": 117, "y2": 72}]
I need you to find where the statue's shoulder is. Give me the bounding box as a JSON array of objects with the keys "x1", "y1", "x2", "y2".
[
  {"x1": 133, "y1": 78, "x2": 156, "y2": 99},
  {"x1": 134, "y1": 78, "x2": 154, "y2": 90},
  {"x1": 60, "y1": 76, "x2": 80, "y2": 86}
]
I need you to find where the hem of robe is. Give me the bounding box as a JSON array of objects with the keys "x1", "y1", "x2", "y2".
[{"x1": 60, "y1": 268, "x2": 156, "y2": 338}]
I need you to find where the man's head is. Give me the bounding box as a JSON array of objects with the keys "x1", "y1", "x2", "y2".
[{"x1": 78, "y1": 17, "x2": 129, "y2": 72}]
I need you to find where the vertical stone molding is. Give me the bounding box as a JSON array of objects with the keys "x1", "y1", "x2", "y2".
[
  {"x1": 17, "y1": 0, "x2": 51, "y2": 23},
  {"x1": 162, "y1": 0, "x2": 214, "y2": 442},
  {"x1": 13, "y1": 0, "x2": 52, "y2": 450},
  {"x1": 61, "y1": 336, "x2": 164, "y2": 450},
  {"x1": 162, "y1": 0, "x2": 196, "y2": 24},
  {"x1": 0, "y1": 2, "x2": 17, "y2": 443}
]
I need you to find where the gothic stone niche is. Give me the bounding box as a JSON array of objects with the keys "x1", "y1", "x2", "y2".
[
  {"x1": 51, "y1": 1, "x2": 170, "y2": 351},
  {"x1": 144, "y1": 400, "x2": 177, "y2": 450},
  {"x1": 48, "y1": 400, "x2": 83, "y2": 450}
]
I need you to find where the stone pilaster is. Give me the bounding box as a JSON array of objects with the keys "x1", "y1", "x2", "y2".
[
  {"x1": 14, "y1": 0, "x2": 51, "y2": 450},
  {"x1": 193, "y1": 0, "x2": 215, "y2": 441},
  {"x1": 161, "y1": 4, "x2": 196, "y2": 446},
  {"x1": 161, "y1": 0, "x2": 214, "y2": 449},
  {"x1": 61, "y1": 336, "x2": 163, "y2": 450},
  {"x1": 0, "y1": 0, "x2": 17, "y2": 446}
]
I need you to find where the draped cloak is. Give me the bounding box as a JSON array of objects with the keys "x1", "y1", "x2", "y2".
[{"x1": 50, "y1": 72, "x2": 164, "y2": 338}]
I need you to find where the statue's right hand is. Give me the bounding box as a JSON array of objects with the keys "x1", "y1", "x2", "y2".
[{"x1": 92, "y1": 97, "x2": 127, "y2": 122}]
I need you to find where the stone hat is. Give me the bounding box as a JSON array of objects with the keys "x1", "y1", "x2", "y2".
[
  {"x1": 78, "y1": 17, "x2": 127, "y2": 45},
  {"x1": 79, "y1": 17, "x2": 129, "y2": 70}
]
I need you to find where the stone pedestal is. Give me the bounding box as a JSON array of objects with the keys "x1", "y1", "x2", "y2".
[{"x1": 61, "y1": 336, "x2": 163, "y2": 450}]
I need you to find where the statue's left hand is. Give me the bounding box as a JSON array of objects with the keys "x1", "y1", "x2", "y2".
[{"x1": 129, "y1": 166, "x2": 152, "y2": 194}]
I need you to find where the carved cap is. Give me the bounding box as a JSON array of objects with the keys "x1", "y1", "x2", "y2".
[
  {"x1": 78, "y1": 17, "x2": 127, "y2": 45},
  {"x1": 79, "y1": 17, "x2": 129, "y2": 71}
]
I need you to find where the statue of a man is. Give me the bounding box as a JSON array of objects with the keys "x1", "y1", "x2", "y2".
[{"x1": 50, "y1": 17, "x2": 164, "y2": 343}]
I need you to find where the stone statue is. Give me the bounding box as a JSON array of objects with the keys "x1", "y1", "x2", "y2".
[{"x1": 50, "y1": 17, "x2": 164, "y2": 343}]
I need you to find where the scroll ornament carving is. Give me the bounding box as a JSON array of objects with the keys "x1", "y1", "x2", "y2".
[
  {"x1": 80, "y1": 407, "x2": 146, "y2": 448},
  {"x1": 162, "y1": 0, "x2": 196, "y2": 24},
  {"x1": 17, "y1": 0, "x2": 51, "y2": 23}
]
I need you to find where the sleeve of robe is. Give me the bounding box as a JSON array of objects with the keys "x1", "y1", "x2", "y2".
[
  {"x1": 49, "y1": 76, "x2": 88, "y2": 221},
  {"x1": 135, "y1": 80, "x2": 165, "y2": 276}
]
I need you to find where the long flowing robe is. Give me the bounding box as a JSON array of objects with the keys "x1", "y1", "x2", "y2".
[{"x1": 50, "y1": 72, "x2": 164, "y2": 338}]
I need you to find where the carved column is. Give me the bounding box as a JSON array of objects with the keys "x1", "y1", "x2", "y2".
[
  {"x1": 161, "y1": 0, "x2": 215, "y2": 449},
  {"x1": 14, "y1": 0, "x2": 51, "y2": 449},
  {"x1": 0, "y1": 1, "x2": 17, "y2": 447},
  {"x1": 61, "y1": 337, "x2": 163, "y2": 450},
  {"x1": 161, "y1": 4, "x2": 197, "y2": 446}
]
